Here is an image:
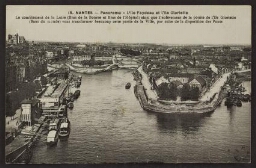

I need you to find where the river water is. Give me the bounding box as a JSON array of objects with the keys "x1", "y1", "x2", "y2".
[{"x1": 30, "y1": 69, "x2": 251, "y2": 163}]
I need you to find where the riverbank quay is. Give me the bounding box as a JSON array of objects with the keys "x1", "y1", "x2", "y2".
[
  {"x1": 65, "y1": 61, "x2": 137, "y2": 75},
  {"x1": 135, "y1": 84, "x2": 225, "y2": 114},
  {"x1": 5, "y1": 68, "x2": 78, "y2": 163},
  {"x1": 5, "y1": 121, "x2": 47, "y2": 163},
  {"x1": 134, "y1": 66, "x2": 229, "y2": 114},
  {"x1": 65, "y1": 63, "x2": 114, "y2": 74}
]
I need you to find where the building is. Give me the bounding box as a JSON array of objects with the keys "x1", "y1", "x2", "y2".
[
  {"x1": 155, "y1": 76, "x2": 169, "y2": 86},
  {"x1": 16, "y1": 64, "x2": 26, "y2": 83},
  {"x1": 20, "y1": 99, "x2": 41, "y2": 126},
  {"x1": 188, "y1": 76, "x2": 206, "y2": 91},
  {"x1": 38, "y1": 81, "x2": 68, "y2": 117},
  {"x1": 46, "y1": 51, "x2": 54, "y2": 59},
  {"x1": 209, "y1": 64, "x2": 218, "y2": 74},
  {"x1": 7, "y1": 34, "x2": 19, "y2": 44},
  {"x1": 7, "y1": 34, "x2": 26, "y2": 45},
  {"x1": 48, "y1": 68, "x2": 69, "y2": 79},
  {"x1": 169, "y1": 54, "x2": 179, "y2": 60},
  {"x1": 19, "y1": 36, "x2": 26, "y2": 44},
  {"x1": 169, "y1": 74, "x2": 194, "y2": 84},
  {"x1": 180, "y1": 67, "x2": 203, "y2": 74},
  {"x1": 72, "y1": 55, "x2": 92, "y2": 64},
  {"x1": 76, "y1": 44, "x2": 86, "y2": 48}
]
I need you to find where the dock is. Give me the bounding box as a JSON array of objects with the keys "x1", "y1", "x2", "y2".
[
  {"x1": 133, "y1": 67, "x2": 227, "y2": 114},
  {"x1": 135, "y1": 83, "x2": 226, "y2": 114},
  {"x1": 5, "y1": 70, "x2": 78, "y2": 164}
]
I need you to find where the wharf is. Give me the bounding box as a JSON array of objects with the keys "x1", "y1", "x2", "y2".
[
  {"x1": 135, "y1": 83, "x2": 225, "y2": 114},
  {"x1": 134, "y1": 67, "x2": 227, "y2": 114},
  {"x1": 5, "y1": 122, "x2": 45, "y2": 163},
  {"x1": 5, "y1": 135, "x2": 31, "y2": 155},
  {"x1": 5, "y1": 134, "x2": 35, "y2": 163}
]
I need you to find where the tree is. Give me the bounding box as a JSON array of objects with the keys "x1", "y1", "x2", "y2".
[
  {"x1": 157, "y1": 82, "x2": 178, "y2": 100},
  {"x1": 168, "y1": 83, "x2": 178, "y2": 100},
  {"x1": 19, "y1": 81, "x2": 36, "y2": 99},
  {"x1": 6, "y1": 91, "x2": 19, "y2": 116},
  {"x1": 157, "y1": 82, "x2": 169, "y2": 99},
  {"x1": 190, "y1": 87, "x2": 200, "y2": 101},
  {"x1": 40, "y1": 76, "x2": 48, "y2": 86},
  {"x1": 181, "y1": 83, "x2": 190, "y2": 101}
]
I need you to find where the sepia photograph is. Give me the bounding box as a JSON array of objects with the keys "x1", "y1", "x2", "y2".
[{"x1": 5, "y1": 5, "x2": 251, "y2": 164}]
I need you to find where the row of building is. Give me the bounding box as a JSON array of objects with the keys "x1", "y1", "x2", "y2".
[{"x1": 141, "y1": 46, "x2": 251, "y2": 98}]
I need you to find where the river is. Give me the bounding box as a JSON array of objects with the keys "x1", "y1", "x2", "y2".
[{"x1": 30, "y1": 69, "x2": 251, "y2": 163}]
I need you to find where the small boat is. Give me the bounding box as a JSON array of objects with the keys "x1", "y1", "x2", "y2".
[
  {"x1": 46, "y1": 130, "x2": 58, "y2": 146},
  {"x1": 59, "y1": 118, "x2": 71, "y2": 140},
  {"x1": 64, "y1": 97, "x2": 70, "y2": 104},
  {"x1": 67, "y1": 93, "x2": 74, "y2": 102},
  {"x1": 73, "y1": 90, "x2": 81, "y2": 99},
  {"x1": 125, "y1": 82, "x2": 131, "y2": 89},
  {"x1": 68, "y1": 102, "x2": 74, "y2": 109},
  {"x1": 48, "y1": 118, "x2": 60, "y2": 131},
  {"x1": 58, "y1": 105, "x2": 67, "y2": 118},
  {"x1": 75, "y1": 81, "x2": 81, "y2": 88},
  {"x1": 70, "y1": 96, "x2": 75, "y2": 102}
]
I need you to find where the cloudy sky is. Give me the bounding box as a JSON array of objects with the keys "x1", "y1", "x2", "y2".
[{"x1": 6, "y1": 5, "x2": 251, "y2": 45}]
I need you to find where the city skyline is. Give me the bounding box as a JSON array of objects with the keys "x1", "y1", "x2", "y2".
[{"x1": 6, "y1": 5, "x2": 251, "y2": 45}]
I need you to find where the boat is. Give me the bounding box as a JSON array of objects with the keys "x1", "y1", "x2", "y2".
[
  {"x1": 73, "y1": 90, "x2": 81, "y2": 99},
  {"x1": 58, "y1": 105, "x2": 67, "y2": 118},
  {"x1": 68, "y1": 102, "x2": 74, "y2": 109},
  {"x1": 49, "y1": 118, "x2": 60, "y2": 131},
  {"x1": 46, "y1": 130, "x2": 58, "y2": 146},
  {"x1": 70, "y1": 96, "x2": 75, "y2": 102},
  {"x1": 75, "y1": 81, "x2": 81, "y2": 88},
  {"x1": 63, "y1": 97, "x2": 70, "y2": 105},
  {"x1": 125, "y1": 82, "x2": 131, "y2": 89},
  {"x1": 59, "y1": 118, "x2": 71, "y2": 140},
  {"x1": 67, "y1": 93, "x2": 74, "y2": 102}
]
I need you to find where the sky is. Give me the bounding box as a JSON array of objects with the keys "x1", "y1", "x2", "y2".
[{"x1": 6, "y1": 5, "x2": 251, "y2": 45}]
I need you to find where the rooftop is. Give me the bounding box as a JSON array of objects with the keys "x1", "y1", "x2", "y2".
[
  {"x1": 168, "y1": 73, "x2": 194, "y2": 78},
  {"x1": 21, "y1": 99, "x2": 40, "y2": 106},
  {"x1": 47, "y1": 130, "x2": 57, "y2": 138},
  {"x1": 60, "y1": 123, "x2": 68, "y2": 128},
  {"x1": 41, "y1": 82, "x2": 68, "y2": 98},
  {"x1": 41, "y1": 85, "x2": 56, "y2": 97},
  {"x1": 188, "y1": 75, "x2": 207, "y2": 87},
  {"x1": 51, "y1": 82, "x2": 68, "y2": 98}
]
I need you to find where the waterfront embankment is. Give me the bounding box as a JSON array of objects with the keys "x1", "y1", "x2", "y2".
[
  {"x1": 65, "y1": 63, "x2": 118, "y2": 74},
  {"x1": 135, "y1": 66, "x2": 233, "y2": 114}
]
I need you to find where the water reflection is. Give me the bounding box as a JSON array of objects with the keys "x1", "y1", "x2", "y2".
[
  {"x1": 155, "y1": 112, "x2": 213, "y2": 133},
  {"x1": 227, "y1": 106, "x2": 236, "y2": 126}
]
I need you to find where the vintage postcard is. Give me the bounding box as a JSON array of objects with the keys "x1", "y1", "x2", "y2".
[{"x1": 5, "y1": 5, "x2": 251, "y2": 164}]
